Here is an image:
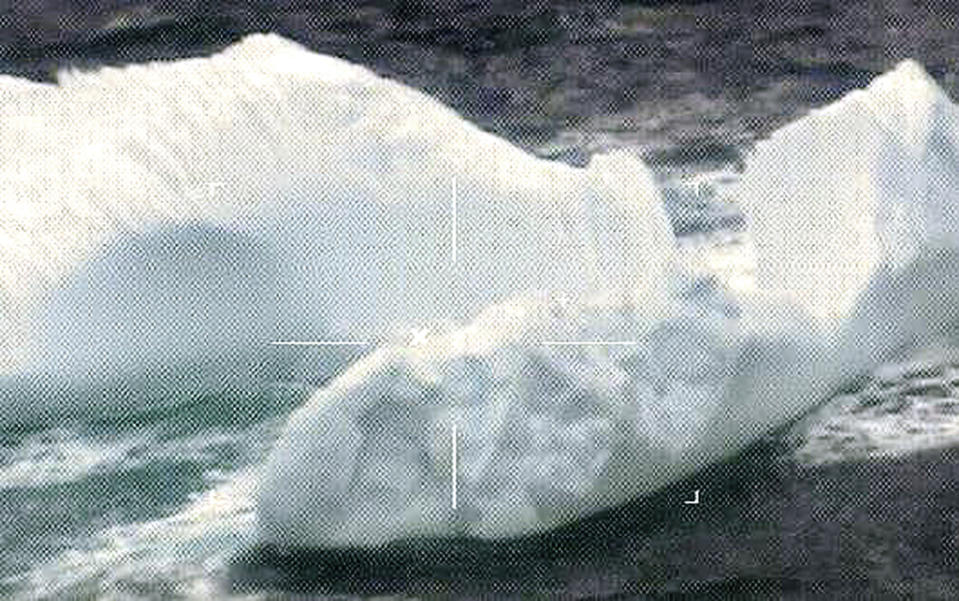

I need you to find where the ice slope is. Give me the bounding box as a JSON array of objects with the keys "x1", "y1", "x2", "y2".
[
  {"x1": 738, "y1": 60, "x2": 959, "y2": 368},
  {"x1": 0, "y1": 34, "x2": 670, "y2": 403},
  {"x1": 258, "y1": 61, "x2": 959, "y2": 546}
]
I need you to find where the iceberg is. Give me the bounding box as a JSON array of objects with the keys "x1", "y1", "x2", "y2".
[
  {"x1": 738, "y1": 60, "x2": 959, "y2": 367},
  {"x1": 0, "y1": 34, "x2": 669, "y2": 416},
  {"x1": 258, "y1": 60, "x2": 959, "y2": 547},
  {"x1": 6, "y1": 30, "x2": 959, "y2": 547}
]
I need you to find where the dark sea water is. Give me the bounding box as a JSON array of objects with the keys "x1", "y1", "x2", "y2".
[
  {"x1": 4, "y1": 1, "x2": 959, "y2": 168},
  {"x1": 3, "y1": 3, "x2": 959, "y2": 600},
  {"x1": 234, "y1": 440, "x2": 959, "y2": 600},
  {"x1": 0, "y1": 385, "x2": 307, "y2": 596}
]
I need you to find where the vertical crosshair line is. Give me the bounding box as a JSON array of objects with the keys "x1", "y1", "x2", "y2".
[
  {"x1": 450, "y1": 176, "x2": 458, "y2": 509},
  {"x1": 451, "y1": 177, "x2": 458, "y2": 265},
  {"x1": 451, "y1": 422, "x2": 458, "y2": 510}
]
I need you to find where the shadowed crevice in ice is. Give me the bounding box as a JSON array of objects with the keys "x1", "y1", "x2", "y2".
[{"x1": 32, "y1": 224, "x2": 278, "y2": 381}]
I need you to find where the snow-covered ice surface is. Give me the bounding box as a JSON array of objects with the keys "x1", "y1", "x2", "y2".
[
  {"x1": 739, "y1": 60, "x2": 959, "y2": 345},
  {"x1": 0, "y1": 33, "x2": 669, "y2": 402}
]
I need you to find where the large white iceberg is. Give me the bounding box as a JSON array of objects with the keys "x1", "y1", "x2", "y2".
[
  {"x1": 257, "y1": 60, "x2": 959, "y2": 546},
  {"x1": 5, "y1": 31, "x2": 959, "y2": 547},
  {"x1": 0, "y1": 34, "x2": 669, "y2": 411}
]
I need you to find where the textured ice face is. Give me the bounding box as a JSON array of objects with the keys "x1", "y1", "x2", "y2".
[
  {"x1": 256, "y1": 293, "x2": 669, "y2": 545},
  {"x1": 738, "y1": 60, "x2": 959, "y2": 332},
  {"x1": 256, "y1": 287, "x2": 837, "y2": 545}
]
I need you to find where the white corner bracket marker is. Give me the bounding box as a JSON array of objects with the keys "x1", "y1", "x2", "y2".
[
  {"x1": 683, "y1": 489, "x2": 700, "y2": 505},
  {"x1": 451, "y1": 422, "x2": 458, "y2": 510}
]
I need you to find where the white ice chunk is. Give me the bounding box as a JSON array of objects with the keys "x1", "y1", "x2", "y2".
[
  {"x1": 738, "y1": 60, "x2": 959, "y2": 357},
  {"x1": 0, "y1": 34, "x2": 670, "y2": 407},
  {"x1": 256, "y1": 288, "x2": 837, "y2": 546}
]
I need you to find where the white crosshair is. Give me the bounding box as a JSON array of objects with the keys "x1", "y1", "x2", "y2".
[{"x1": 270, "y1": 176, "x2": 647, "y2": 510}]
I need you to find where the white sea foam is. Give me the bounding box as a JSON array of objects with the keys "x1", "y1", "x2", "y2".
[
  {"x1": 0, "y1": 428, "x2": 139, "y2": 489},
  {"x1": 789, "y1": 346, "x2": 959, "y2": 464},
  {"x1": 0, "y1": 413, "x2": 280, "y2": 491},
  {"x1": 10, "y1": 468, "x2": 259, "y2": 600}
]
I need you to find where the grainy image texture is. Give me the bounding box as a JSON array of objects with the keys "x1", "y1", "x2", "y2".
[{"x1": 2, "y1": 2, "x2": 959, "y2": 600}]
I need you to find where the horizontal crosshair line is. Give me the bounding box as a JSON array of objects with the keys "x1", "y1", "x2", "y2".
[
  {"x1": 272, "y1": 340, "x2": 637, "y2": 347},
  {"x1": 270, "y1": 341, "x2": 369, "y2": 346},
  {"x1": 540, "y1": 341, "x2": 638, "y2": 346}
]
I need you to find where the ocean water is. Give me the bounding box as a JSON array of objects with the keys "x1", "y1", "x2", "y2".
[
  {"x1": 0, "y1": 384, "x2": 305, "y2": 598},
  {"x1": 4, "y1": 4, "x2": 959, "y2": 601},
  {"x1": 5, "y1": 1, "x2": 959, "y2": 169},
  {"x1": 7, "y1": 345, "x2": 959, "y2": 600}
]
